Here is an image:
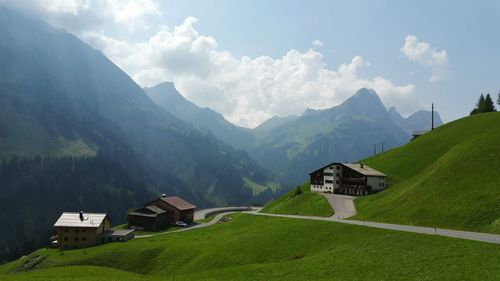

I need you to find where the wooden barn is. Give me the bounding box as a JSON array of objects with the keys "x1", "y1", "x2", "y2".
[
  {"x1": 127, "y1": 205, "x2": 170, "y2": 231},
  {"x1": 127, "y1": 195, "x2": 196, "y2": 231}
]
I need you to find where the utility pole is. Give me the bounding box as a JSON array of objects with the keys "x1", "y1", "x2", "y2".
[
  {"x1": 381, "y1": 143, "x2": 385, "y2": 153},
  {"x1": 431, "y1": 103, "x2": 434, "y2": 130}
]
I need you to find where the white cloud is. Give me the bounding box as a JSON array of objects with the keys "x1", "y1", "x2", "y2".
[
  {"x1": 312, "y1": 39, "x2": 323, "y2": 48},
  {"x1": 40, "y1": 0, "x2": 90, "y2": 15},
  {"x1": 0, "y1": 1, "x2": 422, "y2": 128},
  {"x1": 87, "y1": 17, "x2": 418, "y2": 127},
  {"x1": 0, "y1": 0, "x2": 160, "y2": 33},
  {"x1": 400, "y1": 35, "x2": 448, "y2": 82}
]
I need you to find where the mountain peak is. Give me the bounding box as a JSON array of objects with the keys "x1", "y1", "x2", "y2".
[{"x1": 338, "y1": 88, "x2": 386, "y2": 115}]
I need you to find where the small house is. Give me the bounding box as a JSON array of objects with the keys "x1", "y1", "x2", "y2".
[
  {"x1": 53, "y1": 211, "x2": 134, "y2": 249},
  {"x1": 54, "y1": 212, "x2": 111, "y2": 249}
]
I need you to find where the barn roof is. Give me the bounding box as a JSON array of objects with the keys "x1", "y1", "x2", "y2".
[
  {"x1": 54, "y1": 212, "x2": 108, "y2": 228},
  {"x1": 154, "y1": 196, "x2": 196, "y2": 211}
]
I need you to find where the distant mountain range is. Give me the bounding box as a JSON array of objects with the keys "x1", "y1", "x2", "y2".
[
  {"x1": 0, "y1": 5, "x2": 281, "y2": 261},
  {"x1": 146, "y1": 84, "x2": 442, "y2": 184},
  {"x1": 0, "y1": 4, "x2": 443, "y2": 261}
]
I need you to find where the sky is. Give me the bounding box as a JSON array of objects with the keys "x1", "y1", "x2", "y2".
[{"x1": 2, "y1": 0, "x2": 500, "y2": 128}]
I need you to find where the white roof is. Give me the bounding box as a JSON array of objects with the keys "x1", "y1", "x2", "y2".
[
  {"x1": 343, "y1": 163, "x2": 386, "y2": 177},
  {"x1": 54, "y1": 212, "x2": 108, "y2": 228}
]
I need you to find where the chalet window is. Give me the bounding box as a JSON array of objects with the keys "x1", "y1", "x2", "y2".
[
  {"x1": 82, "y1": 229, "x2": 86, "y2": 233},
  {"x1": 75, "y1": 229, "x2": 79, "y2": 233},
  {"x1": 63, "y1": 237, "x2": 68, "y2": 242},
  {"x1": 336, "y1": 173, "x2": 340, "y2": 177},
  {"x1": 64, "y1": 229, "x2": 68, "y2": 233},
  {"x1": 74, "y1": 237, "x2": 79, "y2": 242},
  {"x1": 325, "y1": 180, "x2": 333, "y2": 183},
  {"x1": 324, "y1": 173, "x2": 333, "y2": 176},
  {"x1": 82, "y1": 237, "x2": 86, "y2": 241},
  {"x1": 336, "y1": 180, "x2": 339, "y2": 184},
  {"x1": 337, "y1": 166, "x2": 340, "y2": 169}
]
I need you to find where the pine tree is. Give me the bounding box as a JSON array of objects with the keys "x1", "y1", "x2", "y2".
[
  {"x1": 484, "y1": 94, "x2": 496, "y2": 112},
  {"x1": 470, "y1": 94, "x2": 485, "y2": 115},
  {"x1": 497, "y1": 90, "x2": 500, "y2": 106}
]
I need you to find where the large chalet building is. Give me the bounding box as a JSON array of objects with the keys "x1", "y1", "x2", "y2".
[
  {"x1": 309, "y1": 163, "x2": 386, "y2": 196},
  {"x1": 128, "y1": 195, "x2": 196, "y2": 231}
]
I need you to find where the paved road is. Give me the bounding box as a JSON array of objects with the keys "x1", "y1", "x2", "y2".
[
  {"x1": 136, "y1": 207, "x2": 258, "y2": 238},
  {"x1": 136, "y1": 206, "x2": 500, "y2": 245},
  {"x1": 194, "y1": 206, "x2": 253, "y2": 220},
  {"x1": 250, "y1": 212, "x2": 500, "y2": 244},
  {"x1": 321, "y1": 193, "x2": 356, "y2": 219}
]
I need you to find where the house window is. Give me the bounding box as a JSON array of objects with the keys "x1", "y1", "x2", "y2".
[
  {"x1": 336, "y1": 180, "x2": 339, "y2": 184},
  {"x1": 82, "y1": 237, "x2": 86, "y2": 241},
  {"x1": 63, "y1": 237, "x2": 68, "y2": 242},
  {"x1": 82, "y1": 229, "x2": 86, "y2": 233},
  {"x1": 325, "y1": 180, "x2": 333, "y2": 184},
  {"x1": 64, "y1": 229, "x2": 68, "y2": 233},
  {"x1": 75, "y1": 229, "x2": 79, "y2": 233},
  {"x1": 337, "y1": 166, "x2": 340, "y2": 170},
  {"x1": 324, "y1": 173, "x2": 333, "y2": 176},
  {"x1": 336, "y1": 173, "x2": 340, "y2": 177},
  {"x1": 74, "y1": 237, "x2": 79, "y2": 242}
]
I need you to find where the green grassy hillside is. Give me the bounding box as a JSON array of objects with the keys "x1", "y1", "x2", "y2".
[
  {"x1": 354, "y1": 112, "x2": 500, "y2": 233},
  {"x1": 260, "y1": 182, "x2": 333, "y2": 216},
  {"x1": 1, "y1": 214, "x2": 499, "y2": 280}
]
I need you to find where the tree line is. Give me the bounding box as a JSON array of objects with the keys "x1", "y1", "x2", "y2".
[{"x1": 470, "y1": 92, "x2": 498, "y2": 115}]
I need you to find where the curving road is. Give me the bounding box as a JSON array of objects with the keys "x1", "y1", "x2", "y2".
[{"x1": 135, "y1": 205, "x2": 500, "y2": 245}]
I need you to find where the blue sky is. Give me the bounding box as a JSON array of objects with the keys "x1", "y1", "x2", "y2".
[{"x1": 3, "y1": 0, "x2": 500, "y2": 127}]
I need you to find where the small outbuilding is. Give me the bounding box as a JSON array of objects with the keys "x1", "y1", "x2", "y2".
[{"x1": 127, "y1": 205, "x2": 170, "y2": 231}]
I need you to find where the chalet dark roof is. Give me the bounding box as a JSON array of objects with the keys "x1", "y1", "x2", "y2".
[
  {"x1": 308, "y1": 162, "x2": 342, "y2": 175},
  {"x1": 154, "y1": 196, "x2": 197, "y2": 211},
  {"x1": 308, "y1": 163, "x2": 385, "y2": 177},
  {"x1": 343, "y1": 163, "x2": 386, "y2": 177}
]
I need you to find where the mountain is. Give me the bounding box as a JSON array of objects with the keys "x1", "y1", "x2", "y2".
[
  {"x1": 246, "y1": 88, "x2": 410, "y2": 184},
  {"x1": 253, "y1": 115, "x2": 298, "y2": 133},
  {"x1": 144, "y1": 82, "x2": 254, "y2": 149},
  {"x1": 0, "y1": 6, "x2": 277, "y2": 206},
  {"x1": 0, "y1": 6, "x2": 279, "y2": 261},
  {"x1": 388, "y1": 106, "x2": 443, "y2": 135},
  {"x1": 355, "y1": 112, "x2": 500, "y2": 233},
  {"x1": 145, "y1": 84, "x2": 446, "y2": 186}
]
